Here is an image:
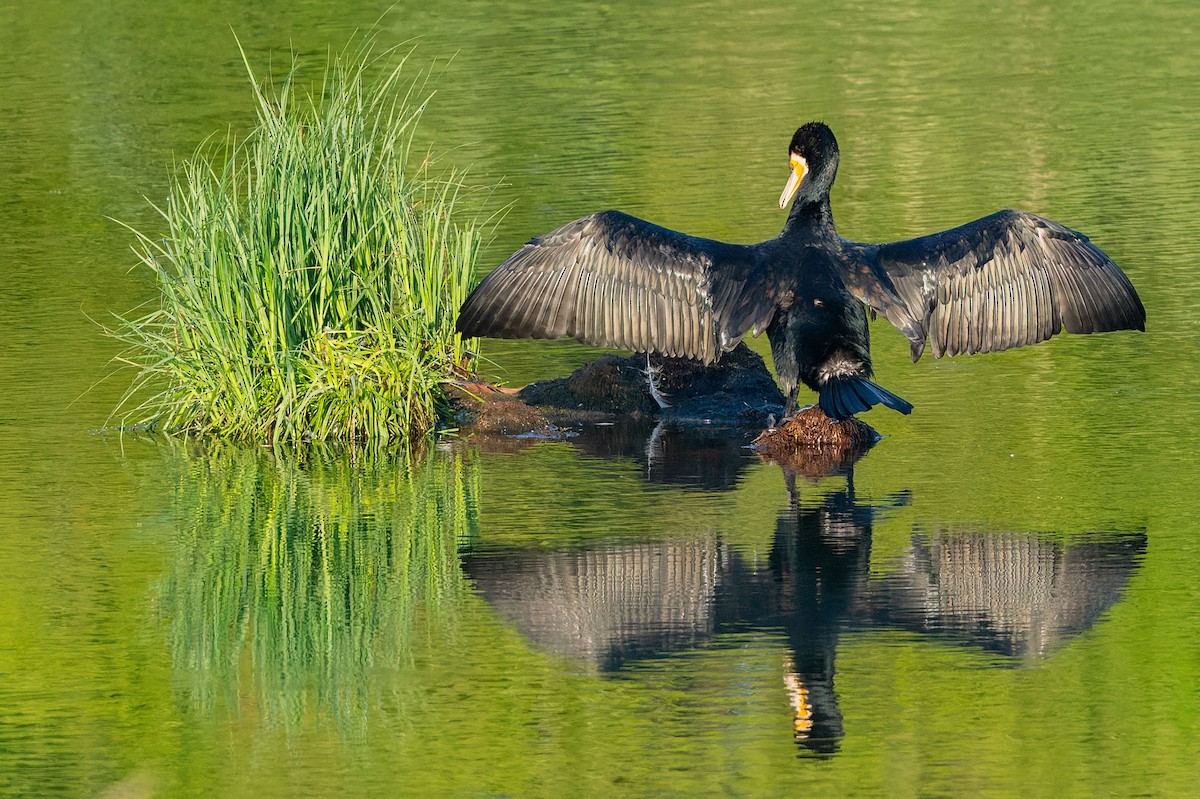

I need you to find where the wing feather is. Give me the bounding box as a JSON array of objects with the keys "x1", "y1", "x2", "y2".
[
  {"x1": 457, "y1": 210, "x2": 768, "y2": 363},
  {"x1": 839, "y1": 209, "x2": 1145, "y2": 360}
]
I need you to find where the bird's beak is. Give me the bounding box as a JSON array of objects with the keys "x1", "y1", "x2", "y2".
[{"x1": 779, "y1": 155, "x2": 808, "y2": 209}]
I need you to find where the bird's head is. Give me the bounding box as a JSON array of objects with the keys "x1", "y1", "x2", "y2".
[{"x1": 779, "y1": 121, "x2": 840, "y2": 210}]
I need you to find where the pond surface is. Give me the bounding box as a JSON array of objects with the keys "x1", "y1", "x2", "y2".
[{"x1": 2, "y1": 1, "x2": 1199, "y2": 796}]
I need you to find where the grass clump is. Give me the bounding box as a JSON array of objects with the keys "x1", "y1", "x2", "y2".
[{"x1": 112, "y1": 42, "x2": 481, "y2": 445}]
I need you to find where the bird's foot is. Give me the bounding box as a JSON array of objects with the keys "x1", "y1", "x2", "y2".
[
  {"x1": 642, "y1": 353, "x2": 671, "y2": 409},
  {"x1": 781, "y1": 402, "x2": 818, "y2": 423}
]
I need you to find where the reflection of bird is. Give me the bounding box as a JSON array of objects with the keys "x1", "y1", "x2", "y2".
[{"x1": 457, "y1": 122, "x2": 1146, "y2": 419}]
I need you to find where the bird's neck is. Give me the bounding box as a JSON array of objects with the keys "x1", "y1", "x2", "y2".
[{"x1": 783, "y1": 195, "x2": 836, "y2": 239}]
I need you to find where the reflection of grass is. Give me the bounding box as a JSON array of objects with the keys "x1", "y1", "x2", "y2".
[
  {"x1": 158, "y1": 440, "x2": 478, "y2": 729},
  {"x1": 111, "y1": 40, "x2": 481, "y2": 444}
]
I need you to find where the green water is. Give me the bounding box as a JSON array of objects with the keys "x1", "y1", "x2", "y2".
[{"x1": 2, "y1": 1, "x2": 1199, "y2": 796}]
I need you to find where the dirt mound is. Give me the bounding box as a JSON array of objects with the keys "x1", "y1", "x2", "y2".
[
  {"x1": 517, "y1": 344, "x2": 784, "y2": 424},
  {"x1": 752, "y1": 406, "x2": 877, "y2": 478}
]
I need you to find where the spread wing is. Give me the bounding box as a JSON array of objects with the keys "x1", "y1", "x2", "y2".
[
  {"x1": 839, "y1": 209, "x2": 1146, "y2": 360},
  {"x1": 456, "y1": 210, "x2": 776, "y2": 363}
]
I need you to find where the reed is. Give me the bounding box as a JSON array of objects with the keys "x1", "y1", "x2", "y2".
[{"x1": 111, "y1": 42, "x2": 480, "y2": 444}]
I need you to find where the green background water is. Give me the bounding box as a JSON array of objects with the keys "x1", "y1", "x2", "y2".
[{"x1": 2, "y1": 1, "x2": 1198, "y2": 796}]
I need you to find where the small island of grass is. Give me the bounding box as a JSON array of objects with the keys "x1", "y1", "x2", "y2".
[{"x1": 112, "y1": 41, "x2": 482, "y2": 445}]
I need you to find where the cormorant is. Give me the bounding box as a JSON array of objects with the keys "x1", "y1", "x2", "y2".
[{"x1": 456, "y1": 122, "x2": 1146, "y2": 419}]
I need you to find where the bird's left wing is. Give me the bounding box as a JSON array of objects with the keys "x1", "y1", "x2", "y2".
[
  {"x1": 835, "y1": 209, "x2": 1146, "y2": 361},
  {"x1": 456, "y1": 210, "x2": 775, "y2": 363}
]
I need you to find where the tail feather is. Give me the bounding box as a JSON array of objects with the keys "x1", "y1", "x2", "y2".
[{"x1": 818, "y1": 376, "x2": 913, "y2": 420}]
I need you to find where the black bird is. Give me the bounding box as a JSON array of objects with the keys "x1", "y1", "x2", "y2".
[{"x1": 456, "y1": 122, "x2": 1146, "y2": 419}]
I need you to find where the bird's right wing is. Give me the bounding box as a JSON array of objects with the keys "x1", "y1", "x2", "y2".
[{"x1": 456, "y1": 210, "x2": 775, "y2": 363}]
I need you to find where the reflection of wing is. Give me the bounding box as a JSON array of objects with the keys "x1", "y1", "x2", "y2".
[
  {"x1": 839, "y1": 210, "x2": 1146, "y2": 360},
  {"x1": 872, "y1": 530, "x2": 1147, "y2": 657},
  {"x1": 462, "y1": 539, "x2": 728, "y2": 671},
  {"x1": 456, "y1": 211, "x2": 775, "y2": 362}
]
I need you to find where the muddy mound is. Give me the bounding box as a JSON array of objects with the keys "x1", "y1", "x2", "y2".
[
  {"x1": 752, "y1": 406, "x2": 877, "y2": 478},
  {"x1": 517, "y1": 344, "x2": 785, "y2": 424}
]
